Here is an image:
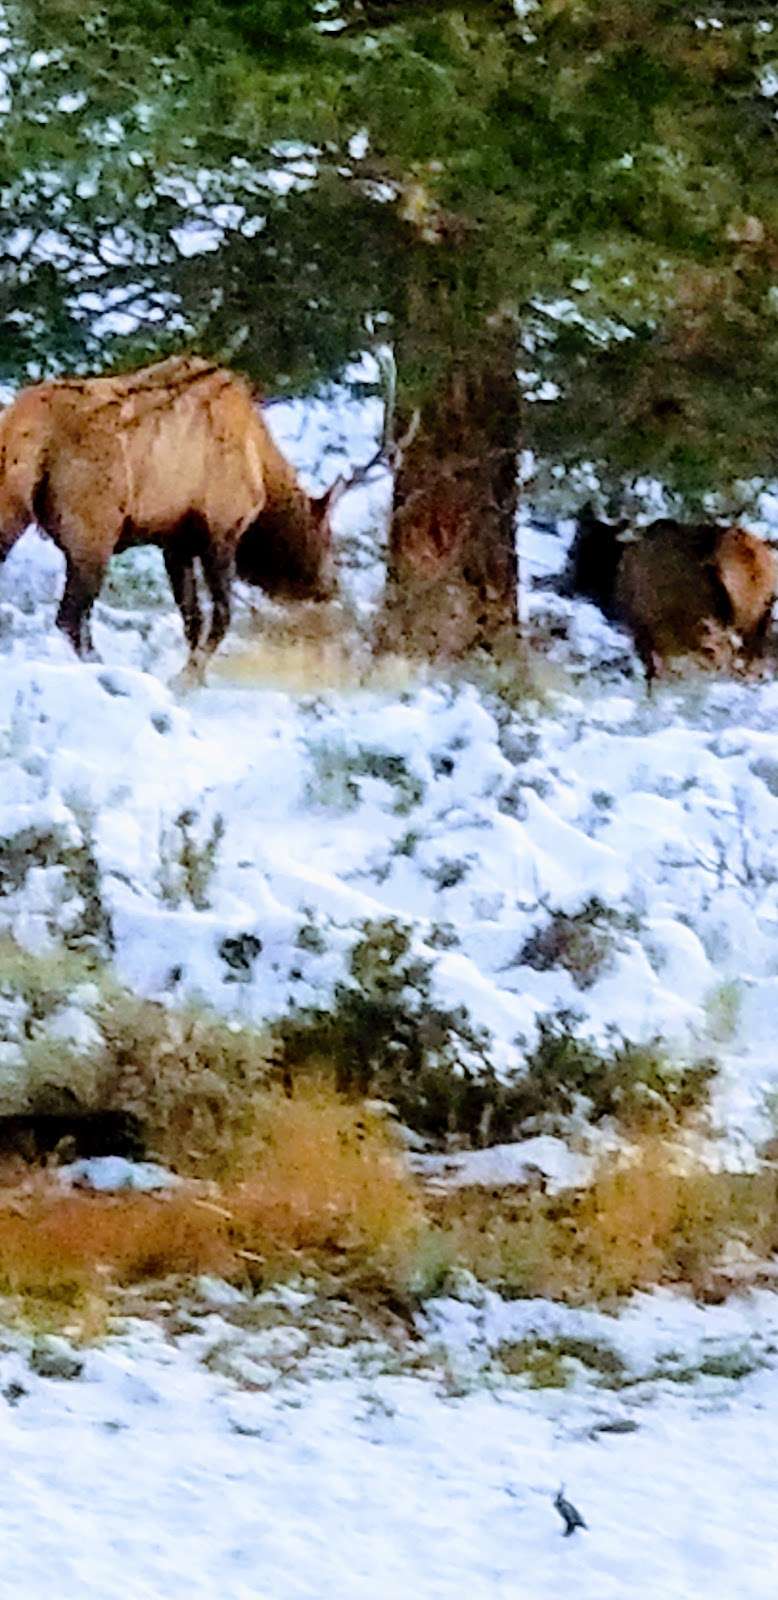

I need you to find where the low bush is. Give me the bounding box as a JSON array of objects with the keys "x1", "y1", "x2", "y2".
[
  {"x1": 0, "y1": 938, "x2": 276, "y2": 1173},
  {"x1": 0, "y1": 1079, "x2": 423, "y2": 1328},
  {"x1": 519, "y1": 899, "x2": 639, "y2": 991},
  {"x1": 431, "y1": 1138, "x2": 778, "y2": 1302},
  {"x1": 515, "y1": 1014, "x2": 716, "y2": 1132}
]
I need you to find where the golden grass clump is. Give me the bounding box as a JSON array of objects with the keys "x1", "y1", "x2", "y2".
[
  {"x1": 431, "y1": 1137, "x2": 778, "y2": 1303},
  {"x1": 226, "y1": 1083, "x2": 423, "y2": 1267},
  {"x1": 0, "y1": 1185, "x2": 233, "y2": 1303},
  {"x1": 0, "y1": 1081, "x2": 424, "y2": 1327},
  {"x1": 212, "y1": 635, "x2": 419, "y2": 697}
]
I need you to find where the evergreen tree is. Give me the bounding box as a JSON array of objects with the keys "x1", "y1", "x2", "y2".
[{"x1": 4, "y1": 1, "x2": 778, "y2": 653}]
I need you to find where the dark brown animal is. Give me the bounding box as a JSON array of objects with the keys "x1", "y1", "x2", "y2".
[
  {"x1": 565, "y1": 504, "x2": 776, "y2": 683},
  {"x1": 0, "y1": 354, "x2": 387, "y2": 678}
]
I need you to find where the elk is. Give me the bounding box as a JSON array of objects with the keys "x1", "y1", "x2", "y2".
[
  {"x1": 0, "y1": 352, "x2": 405, "y2": 679},
  {"x1": 563, "y1": 503, "x2": 776, "y2": 684}
]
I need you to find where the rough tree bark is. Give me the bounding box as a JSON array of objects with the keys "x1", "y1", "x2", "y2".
[{"x1": 376, "y1": 318, "x2": 520, "y2": 661}]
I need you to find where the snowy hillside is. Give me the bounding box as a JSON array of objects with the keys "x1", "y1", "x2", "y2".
[
  {"x1": 2, "y1": 390, "x2": 778, "y2": 1165},
  {"x1": 2, "y1": 389, "x2": 778, "y2": 1598}
]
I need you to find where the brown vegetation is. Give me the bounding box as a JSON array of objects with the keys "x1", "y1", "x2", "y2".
[
  {"x1": 0, "y1": 1081, "x2": 423, "y2": 1326},
  {"x1": 2, "y1": 1119, "x2": 777, "y2": 1333},
  {"x1": 430, "y1": 1138, "x2": 778, "y2": 1303}
]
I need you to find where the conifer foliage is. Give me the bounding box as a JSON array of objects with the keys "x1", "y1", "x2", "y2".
[{"x1": 4, "y1": 1, "x2": 778, "y2": 646}]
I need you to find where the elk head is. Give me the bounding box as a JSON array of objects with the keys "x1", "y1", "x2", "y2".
[{"x1": 236, "y1": 350, "x2": 419, "y2": 602}]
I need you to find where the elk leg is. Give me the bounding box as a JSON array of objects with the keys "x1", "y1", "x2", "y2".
[
  {"x1": 56, "y1": 556, "x2": 104, "y2": 661},
  {"x1": 746, "y1": 605, "x2": 773, "y2": 666},
  {"x1": 0, "y1": 524, "x2": 25, "y2": 564},
  {"x1": 199, "y1": 544, "x2": 234, "y2": 659},
  {"x1": 164, "y1": 545, "x2": 203, "y2": 652}
]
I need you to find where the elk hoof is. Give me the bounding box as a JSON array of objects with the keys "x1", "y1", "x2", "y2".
[{"x1": 170, "y1": 655, "x2": 208, "y2": 695}]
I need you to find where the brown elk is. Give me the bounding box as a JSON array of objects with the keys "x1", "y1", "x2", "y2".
[
  {"x1": 563, "y1": 503, "x2": 776, "y2": 684},
  {"x1": 0, "y1": 353, "x2": 399, "y2": 679}
]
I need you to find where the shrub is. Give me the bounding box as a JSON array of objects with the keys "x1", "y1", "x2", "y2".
[
  {"x1": 275, "y1": 917, "x2": 503, "y2": 1143},
  {"x1": 0, "y1": 940, "x2": 276, "y2": 1171},
  {"x1": 498, "y1": 1335, "x2": 627, "y2": 1388},
  {"x1": 704, "y1": 979, "x2": 742, "y2": 1044},
  {"x1": 157, "y1": 808, "x2": 225, "y2": 911},
  {"x1": 0, "y1": 1079, "x2": 424, "y2": 1326},
  {"x1": 519, "y1": 899, "x2": 639, "y2": 991},
  {"x1": 225, "y1": 1081, "x2": 423, "y2": 1273},
  {"x1": 0, "y1": 802, "x2": 112, "y2": 954},
  {"x1": 516, "y1": 1014, "x2": 716, "y2": 1132},
  {"x1": 100, "y1": 549, "x2": 170, "y2": 610},
  {"x1": 431, "y1": 1139, "x2": 778, "y2": 1302},
  {"x1": 306, "y1": 743, "x2": 425, "y2": 815}
]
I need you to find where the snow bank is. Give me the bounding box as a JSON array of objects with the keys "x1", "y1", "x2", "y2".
[{"x1": 2, "y1": 1284, "x2": 778, "y2": 1598}]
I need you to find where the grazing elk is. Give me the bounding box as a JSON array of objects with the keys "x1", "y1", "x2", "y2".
[
  {"x1": 0, "y1": 353, "x2": 401, "y2": 679},
  {"x1": 562, "y1": 503, "x2": 776, "y2": 684}
]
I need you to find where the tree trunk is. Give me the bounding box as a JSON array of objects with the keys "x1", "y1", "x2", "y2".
[{"x1": 377, "y1": 324, "x2": 520, "y2": 660}]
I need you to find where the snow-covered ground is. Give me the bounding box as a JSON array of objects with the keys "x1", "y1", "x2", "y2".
[
  {"x1": 2, "y1": 1279, "x2": 778, "y2": 1598},
  {"x1": 3, "y1": 389, "x2": 778, "y2": 1594},
  {"x1": 2, "y1": 414, "x2": 778, "y2": 1158}
]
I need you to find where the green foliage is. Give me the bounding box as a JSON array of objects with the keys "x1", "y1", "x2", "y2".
[
  {"x1": 157, "y1": 810, "x2": 225, "y2": 911},
  {"x1": 498, "y1": 1334, "x2": 628, "y2": 1389},
  {"x1": 276, "y1": 922, "x2": 716, "y2": 1141},
  {"x1": 519, "y1": 1014, "x2": 716, "y2": 1130},
  {"x1": 0, "y1": 937, "x2": 275, "y2": 1167},
  {"x1": 0, "y1": 939, "x2": 98, "y2": 1021},
  {"x1": 1, "y1": 0, "x2": 776, "y2": 500},
  {"x1": 0, "y1": 807, "x2": 112, "y2": 952},
  {"x1": 275, "y1": 916, "x2": 503, "y2": 1140},
  {"x1": 306, "y1": 743, "x2": 425, "y2": 815},
  {"x1": 704, "y1": 978, "x2": 742, "y2": 1045}
]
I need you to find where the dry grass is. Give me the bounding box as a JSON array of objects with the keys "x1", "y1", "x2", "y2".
[
  {"x1": 0, "y1": 1185, "x2": 232, "y2": 1300},
  {"x1": 2, "y1": 1093, "x2": 778, "y2": 1334},
  {"x1": 212, "y1": 635, "x2": 420, "y2": 697},
  {"x1": 431, "y1": 1138, "x2": 778, "y2": 1303},
  {"x1": 226, "y1": 1083, "x2": 423, "y2": 1267},
  {"x1": 0, "y1": 1081, "x2": 424, "y2": 1329}
]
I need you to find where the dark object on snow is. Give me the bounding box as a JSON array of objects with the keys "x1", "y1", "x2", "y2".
[
  {"x1": 219, "y1": 932, "x2": 263, "y2": 981},
  {"x1": 554, "y1": 1485, "x2": 587, "y2": 1537},
  {"x1": 2, "y1": 1381, "x2": 27, "y2": 1407},
  {"x1": 0, "y1": 1107, "x2": 146, "y2": 1164}
]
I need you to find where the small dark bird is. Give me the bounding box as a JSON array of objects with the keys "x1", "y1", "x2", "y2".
[{"x1": 554, "y1": 1484, "x2": 587, "y2": 1537}]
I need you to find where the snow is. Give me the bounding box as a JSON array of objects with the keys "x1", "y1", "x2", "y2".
[
  {"x1": 1, "y1": 392, "x2": 778, "y2": 1164},
  {"x1": 415, "y1": 1134, "x2": 594, "y2": 1192},
  {"x1": 0, "y1": 1286, "x2": 776, "y2": 1596},
  {"x1": 57, "y1": 1156, "x2": 180, "y2": 1191},
  {"x1": 2, "y1": 376, "x2": 778, "y2": 1592}
]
